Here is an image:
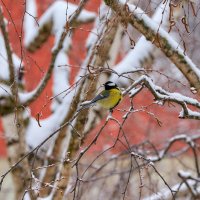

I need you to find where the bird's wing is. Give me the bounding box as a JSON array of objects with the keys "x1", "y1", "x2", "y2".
[{"x1": 90, "y1": 90, "x2": 109, "y2": 103}]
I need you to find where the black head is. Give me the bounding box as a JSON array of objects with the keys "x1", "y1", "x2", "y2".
[{"x1": 104, "y1": 81, "x2": 118, "y2": 90}]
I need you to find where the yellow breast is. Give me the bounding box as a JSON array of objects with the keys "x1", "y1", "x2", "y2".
[{"x1": 98, "y1": 88, "x2": 122, "y2": 109}]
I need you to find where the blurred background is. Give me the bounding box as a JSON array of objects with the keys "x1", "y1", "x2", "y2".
[{"x1": 0, "y1": 0, "x2": 200, "y2": 199}]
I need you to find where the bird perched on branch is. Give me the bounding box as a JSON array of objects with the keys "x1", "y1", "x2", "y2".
[{"x1": 80, "y1": 81, "x2": 122, "y2": 112}]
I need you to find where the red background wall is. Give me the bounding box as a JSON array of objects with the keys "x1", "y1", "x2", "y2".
[{"x1": 0, "y1": 0, "x2": 100, "y2": 156}]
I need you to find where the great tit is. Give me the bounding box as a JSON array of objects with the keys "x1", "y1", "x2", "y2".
[{"x1": 80, "y1": 81, "x2": 122, "y2": 112}]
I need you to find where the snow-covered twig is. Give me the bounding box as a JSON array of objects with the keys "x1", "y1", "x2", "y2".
[
  {"x1": 123, "y1": 75, "x2": 200, "y2": 119},
  {"x1": 131, "y1": 134, "x2": 200, "y2": 199},
  {"x1": 143, "y1": 179, "x2": 198, "y2": 200}
]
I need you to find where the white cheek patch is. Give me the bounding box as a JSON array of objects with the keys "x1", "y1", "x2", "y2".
[{"x1": 107, "y1": 82, "x2": 116, "y2": 87}]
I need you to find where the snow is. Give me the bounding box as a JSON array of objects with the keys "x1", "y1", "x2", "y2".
[
  {"x1": 25, "y1": 84, "x2": 75, "y2": 149},
  {"x1": 19, "y1": 0, "x2": 96, "y2": 104},
  {"x1": 143, "y1": 179, "x2": 196, "y2": 200},
  {"x1": 23, "y1": 193, "x2": 31, "y2": 200},
  {"x1": 163, "y1": 91, "x2": 200, "y2": 106},
  {"x1": 24, "y1": 0, "x2": 37, "y2": 46},
  {"x1": 187, "y1": 108, "x2": 200, "y2": 118},
  {"x1": 0, "y1": 35, "x2": 21, "y2": 81},
  {"x1": 0, "y1": 31, "x2": 23, "y2": 104},
  {"x1": 178, "y1": 170, "x2": 191, "y2": 178},
  {"x1": 110, "y1": 36, "x2": 153, "y2": 85},
  {"x1": 168, "y1": 134, "x2": 192, "y2": 143},
  {"x1": 24, "y1": 33, "x2": 84, "y2": 149},
  {"x1": 24, "y1": 0, "x2": 99, "y2": 150},
  {"x1": 51, "y1": 51, "x2": 70, "y2": 111},
  {"x1": 123, "y1": 75, "x2": 200, "y2": 120},
  {"x1": 86, "y1": 3, "x2": 109, "y2": 49},
  {"x1": 179, "y1": 108, "x2": 200, "y2": 119},
  {"x1": 0, "y1": 84, "x2": 11, "y2": 97},
  {"x1": 139, "y1": 75, "x2": 200, "y2": 108},
  {"x1": 110, "y1": 0, "x2": 170, "y2": 85},
  {"x1": 38, "y1": 195, "x2": 53, "y2": 200},
  {"x1": 118, "y1": 0, "x2": 200, "y2": 78},
  {"x1": 17, "y1": 89, "x2": 36, "y2": 103},
  {"x1": 19, "y1": 48, "x2": 68, "y2": 105},
  {"x1": 129, "y1": 86, "x2": 142, "y2": 97},
  {"x1": 24, "y1": 0, "x2": 96, "y2": 51},
  {"x1": 18, "y1": 53, "x2": 72, "y2": 105},
  {"x1": 166, "y1": 134, "x2": 195, "y2": 148}
]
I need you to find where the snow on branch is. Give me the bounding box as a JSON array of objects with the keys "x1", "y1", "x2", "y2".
[
  {"x1": 105, "y1": 0, "x2": 200, "y2": 92},
  {"x1": 151, "y1": 134, "x2": 200, "y2": 162},
  {"x1": 0, "y1": 7, "x2": 22, "y2": 115},
  {"x1": 24, "y1": 0, "x2": 96, "y2": 52},
  {"x1": 24, "y1": 0, "x2": 38, "y2": 47},
  {"x1": 0, "y1": 8, "x2": 15, "y2": 84},
  {"x1": 110, "y1": 0, "x2": 170, "y2": 85},
  {"x1": 25, "y1": 85, "x2": 75, "y2": 149},
  {"x1": 0, "y1": 36, "x2": 22, "y2": 83},
  {"x1": 0, "y1": 33, "x2": 22, "y2": 115},
  {"x1": 123, "y1": 75, "x2": 200, "y2": 120},
  {"x1": 143, "y1": 179, "x2": 198, "y2": 200},
  {"x1": 19, "y1": 0, "x2": 95, "y2": 106},
  {"x1": 86, "y1": 3, "x2": 112, "y2": 50}
]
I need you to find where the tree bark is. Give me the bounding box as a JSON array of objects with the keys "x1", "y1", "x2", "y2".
[{"x1": 0, "y1": 7, "x2": 35, "y2": 199}]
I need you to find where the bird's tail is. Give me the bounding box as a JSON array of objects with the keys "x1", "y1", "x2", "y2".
[{"x1": 77, "y1": 100, "x2": 95, "y2": 112}]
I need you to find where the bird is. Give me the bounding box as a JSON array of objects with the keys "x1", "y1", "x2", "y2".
[{"x1": 80, "y1": 81, "x2": 122, "y2": 112}]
